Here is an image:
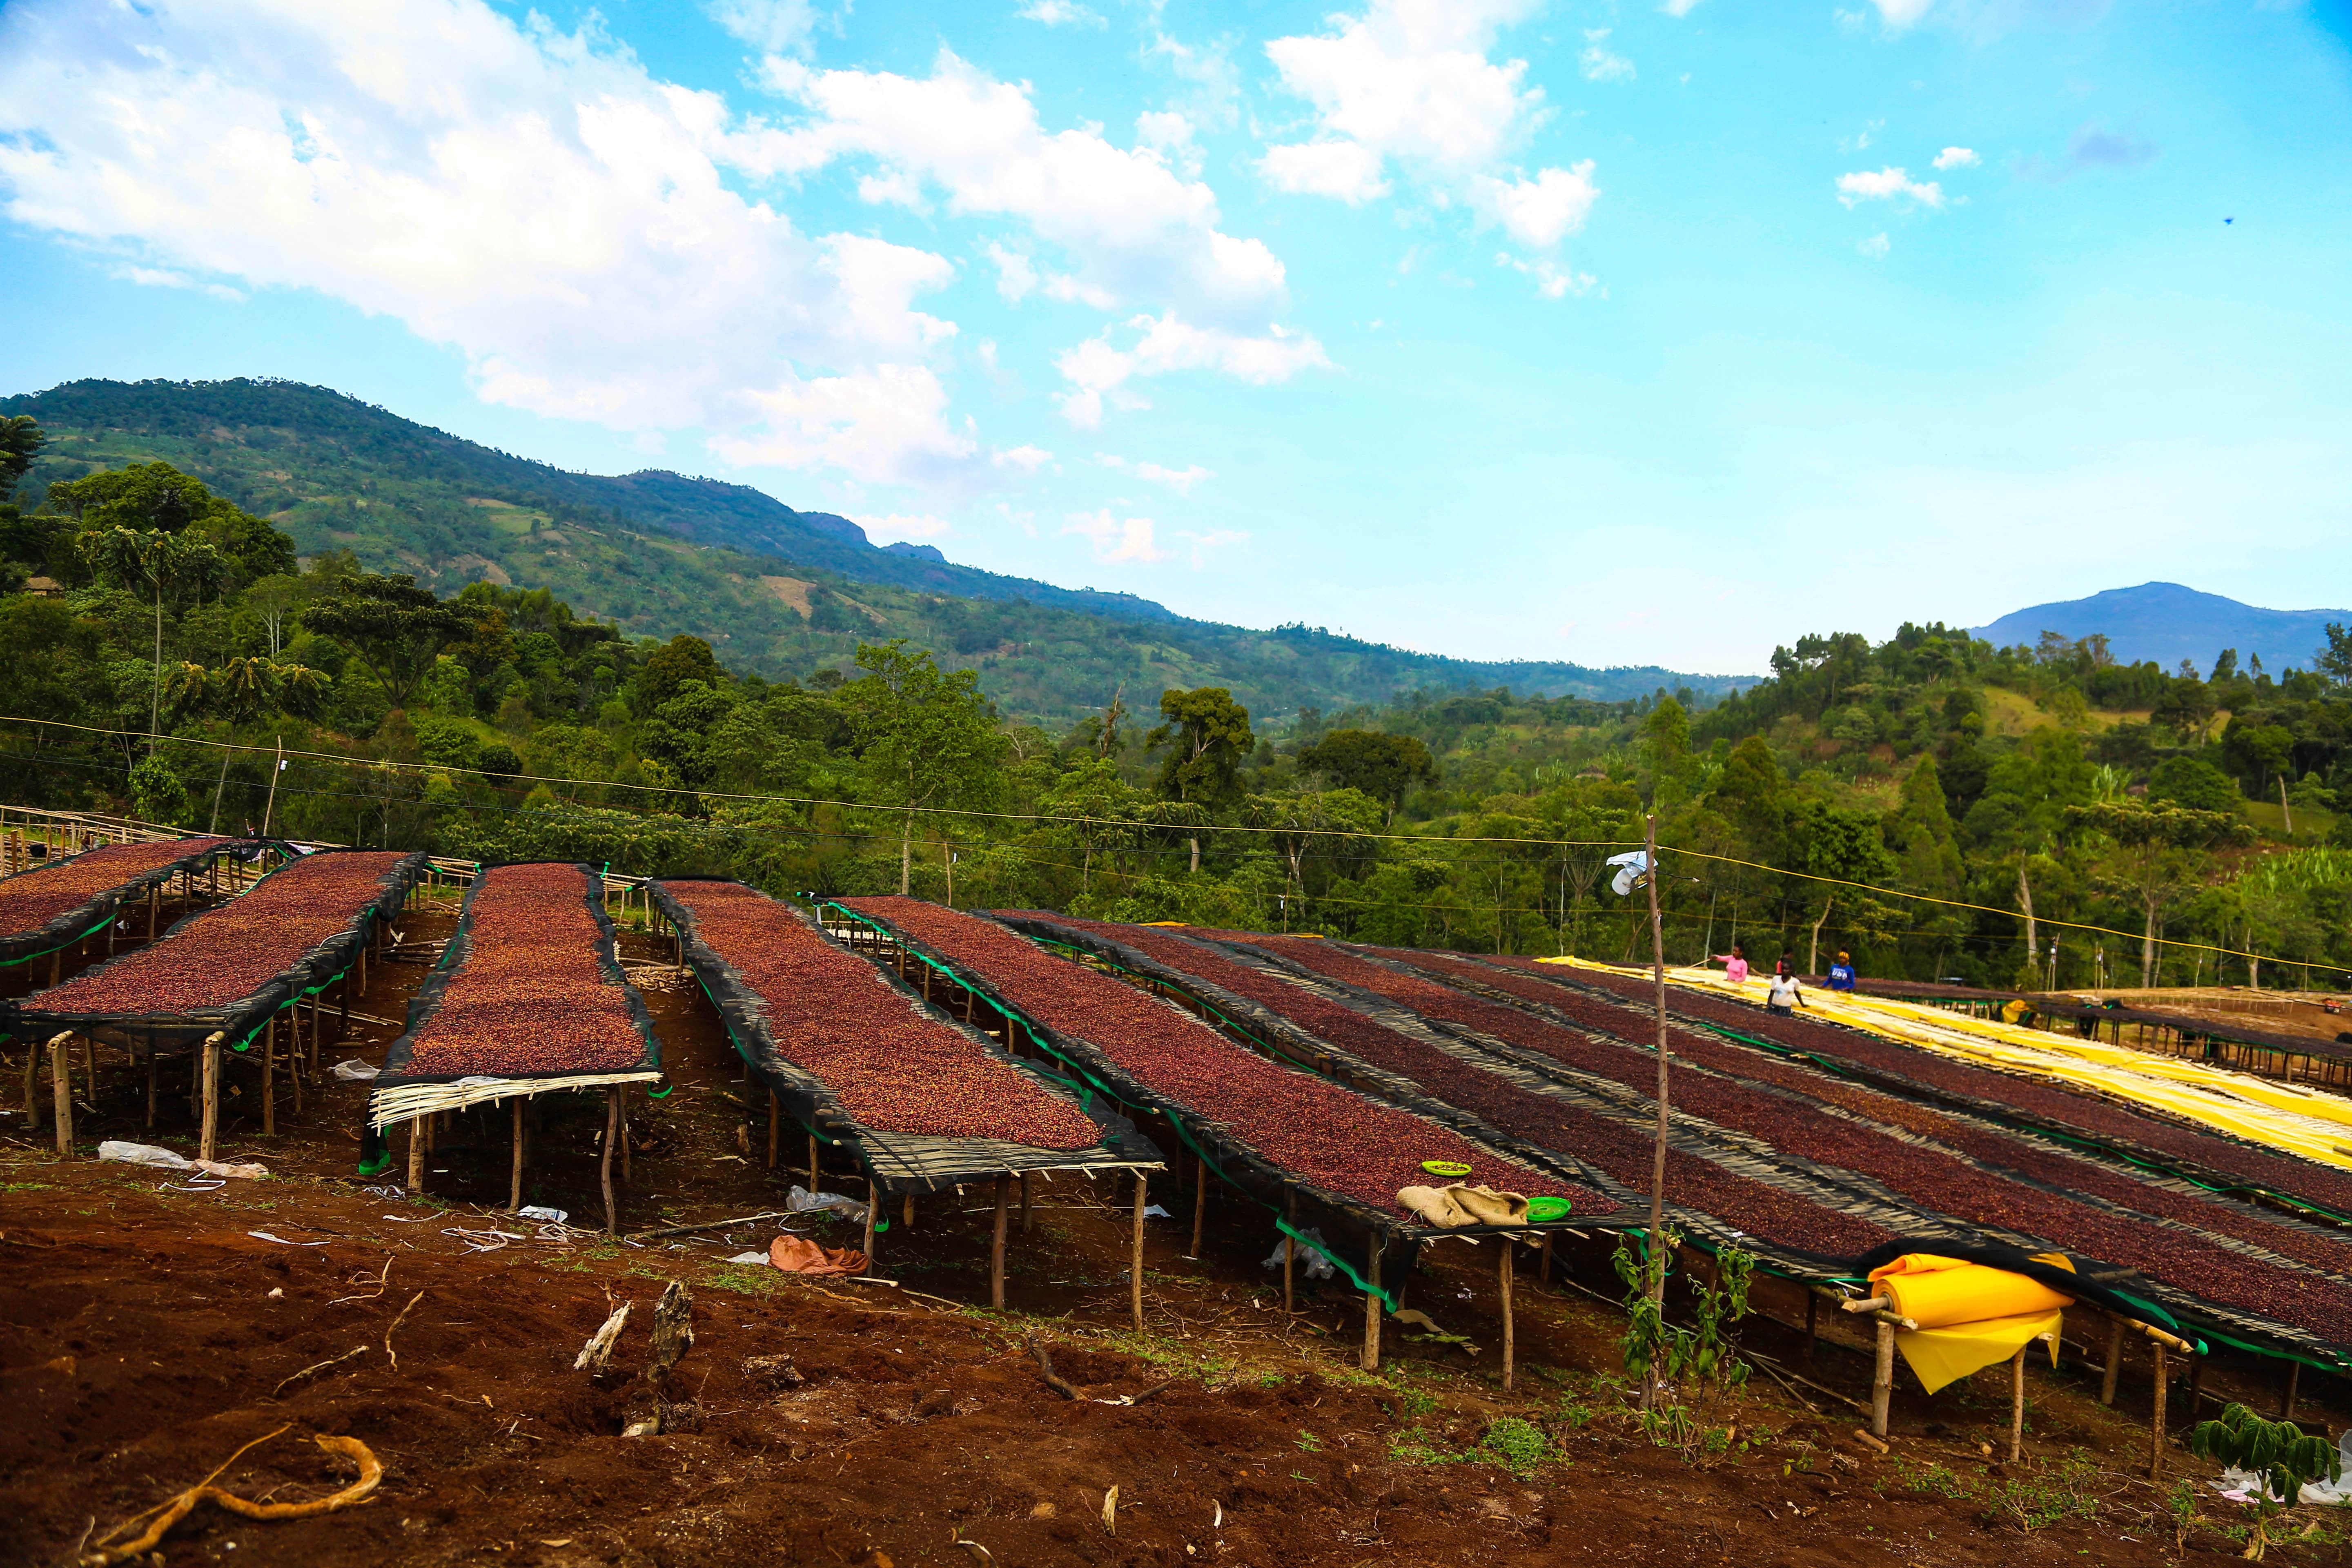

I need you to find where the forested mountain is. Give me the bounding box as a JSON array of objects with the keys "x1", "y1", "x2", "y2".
[
  {"x1": 1977, "y1": 582, "x2": 2351, "y2": 673},
  {"x1": 1, "y1": 378, "x2": 1740, "y2": 726}
]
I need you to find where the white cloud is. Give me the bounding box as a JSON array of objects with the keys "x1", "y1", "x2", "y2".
[
  {"x1": 1053, "y1": 313, "x2": 1331, "y2": 427},
  {"x1": 1016, "y1": 0, "x2": 1106, "y2": 26},
  {"x1": 1579, "y1": 30, "x2": 1635, "y2": 84},
  {"x1": 1064, "y1": 509, "x2": 1170, "y2": 563},
  {"x1": 0, "y1": 0, "x2": 1015, "y2": 488},
  {"x1": 1496, "y1": 252, "x2": 1599, "y2": 298},
  {"x1": 858, "y1": 512, "x2": 953, "y2": 542},
  {"x1": 1858, "y1": 232, "x2": 1891, "y2": 259},
  {"x1": 1259, "y1": 0, "x2": 1599, "y2": 270},
  {"x1": 1100, "y1": 455, "x2": 1214, "y2": 494},
  {"x1": 1873, "y1": 0, "x2": 1936, "y2": 24},
  {"x1": 1174, "y1": 528, "x2": 1248, "y2": 567},
  {"x1": 1835, "y1": 167, "x2": 1946, "y2": 208},
  {"x1": 753, "y1": 49, "x2": 1286, "y2": 327},
  {"x1": 993, "y1": 444, "x2": 1053, "y2": 472},
  {"x1": 705, "y1": 0, "x2": 822, "y2": 55},
  {"x1": 1259, "y1": 140, "x2": 1391, "y2": 203},
  {"x1": 1659, "y1": 0, "x2": 1704, "y2": 13},
  {"x1": 1932, "y1": 145, "x2": 1980, "y2": 169},
  {"x1": 985, "y1": 243, "x2": 1040, "y2": 303}
]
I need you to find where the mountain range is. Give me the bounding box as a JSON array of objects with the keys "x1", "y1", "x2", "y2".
[
  {"x1": 1976, "y1": 582, "x2": 2348, "y2": 675},
  {"x1": 2, "y1": 378, "x2": 1742, "y2": 728}
]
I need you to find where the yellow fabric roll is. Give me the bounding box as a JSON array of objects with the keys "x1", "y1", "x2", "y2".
[
  {"x1": 1868, "y1": 1252, "x2": 2076, "y2": 1328},
  {"x1": 1896, "y1": 1308, "x2": 2064, "y2": 1395}
]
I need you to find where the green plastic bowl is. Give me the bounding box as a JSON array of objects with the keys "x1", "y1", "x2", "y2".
[
  {"x1": 1525, "y1": 1195, "x2": 1575, "y2": 1223},
  {"x1": 1420, "y1": 1159, "x2": 1473, "y2": 1178}
]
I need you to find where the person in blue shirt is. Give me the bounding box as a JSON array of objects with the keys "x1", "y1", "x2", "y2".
[{"x1": 1828, "y1": 951, "x2": 1858, "y2": 992}]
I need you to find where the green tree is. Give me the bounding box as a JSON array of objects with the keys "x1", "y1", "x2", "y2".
[
  {"x1": 127, "y1": 756, "x2": 192, "y2": 826},
  {"x1": 2064, "y1": 800, "x2": 2254, "y2": 986},
  {"x1": 1710, "y1": 735, "x2": 1787, "y2": 857},
  {"x1": 0, "y1": 414, "x2": 45, "y2": 494},
  {"x1": 632, "y1": 634, "x2": 724, "y2": 716},
  {"x1": 299, "y1": 574, "x2": 483, "y2": 713},
  {"x1": 841, "y1": 639, "x2": 1009, "y2": 894},
  {"x1": 1295, "y1": 728, "x2": 1436, "y2": 822},
  {"x1": 2148, "y1": 755, "x2": 2240, "y2": 813},
  {"x1": 1148, "y1": 686, "x2": 1256, "y2": 807},
  {"x1": 78, "y1": 526, "x2": 223, "y2": 753}
]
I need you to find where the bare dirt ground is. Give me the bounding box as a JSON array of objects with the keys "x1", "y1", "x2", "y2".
[{"x1": 4, "y1": 895, "x2": 2350, "y2": 1567}]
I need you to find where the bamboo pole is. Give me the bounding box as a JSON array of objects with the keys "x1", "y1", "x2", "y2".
[
  {"x1": 1641, "y1": 812, "x2": 1669, "y2": 1409},
  {"x1": 991, "y1": 1174, "x2": 1010, "y2": 1310},
  {"x1": 808, "y1": 1133, "x2": 820, "y2": 1193},
  {"x1": 21, "y1": 1042, "x2": 40, "y2": 1134},
  {"x1": 407, "y1": 1112, "x2": 425, "y2": 1191},
  {"x1": 48, "y1": 1033, "x2": 73, "y2": 1156},
  {"x1": 1499, "y1": 1236, "x2": 1516, "y2": 1392},
  {"x1": 2151, "y1": 1342, "x2": 2169, "y2": 1480},
  {"x1": 1362, "y1": 1243, "x2": 1383, "y2": 1372},
  {"x1": 509, "y1": 1098, "x2": 525, "y2": 1211},
  {"x1": 1129, "y1": 1172, "x2": 1147, "y2": 1330},
  {"x1": 862, "y1": 1178, "x2": 878, "y2": 1268},
  {"x1": 199, "y1": 1033, "x2": 222, "y2": 1164},
  {"x1": 600, "y1": 1088, "x2": 620, "y2": 1234}
]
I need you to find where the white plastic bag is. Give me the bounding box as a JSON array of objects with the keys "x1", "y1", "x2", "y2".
[
  {"x1": 330, "y1": 1058, "x2": 380, "y2": 1081},
  {"x1": 100, "y1": 1140, "x2": 191, "y2": 1171},
  {"x1": 1262, "y1": 1225, "x2": 1336, "y2": 1281},
  {"x1": 786, "y1": 1185, "x2": 869, "y2": 1223}
]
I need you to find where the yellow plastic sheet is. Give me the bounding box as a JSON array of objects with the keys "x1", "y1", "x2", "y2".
[
  {"x1": 1868, "y1": 1252, "x2": 2076, "y2": 1328},
  {"x1": 1542, "y1": 958, "x2": 2352, "y2": 1176},
  {"x1": 1895, "y1": 1307, "x2": 2065, "y2": 1395}
]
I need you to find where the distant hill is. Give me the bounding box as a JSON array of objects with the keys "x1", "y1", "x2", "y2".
[
  {"x1": 2, "y1": 377, "x2": 1746, "y2": 726},
  {"x1": 1976, "y1": 582, "x2": 2349, "y2": 674}
]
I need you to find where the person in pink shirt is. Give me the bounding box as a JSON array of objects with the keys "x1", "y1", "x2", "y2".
[{"x1": 1708, "y1": 943, "x2": 1750, "y2": 984}]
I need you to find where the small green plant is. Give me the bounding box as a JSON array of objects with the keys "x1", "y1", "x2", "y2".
[
  {"x1": 2188, "y1": 1403, "x2": 2342, "y2": 1560},
  {"x1": 1610, "y1": 1234, "x2": 1755, "y2": 1461},
  {"x1": 1295, "y1": 1430, "x2": 1325, "y2": 1453},
  {"x1": 1477, "y1": 1417, "x2": 1549, "y2": 1476},
  {"x1": 1984, "y1": 1450, "x2": 2104, "y2": 1535},
  {"x1": 2161, "y1": 1477, "x2": 2205, "y2": 1554}
]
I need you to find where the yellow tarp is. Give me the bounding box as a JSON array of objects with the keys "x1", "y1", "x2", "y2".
[
  {"x1": 1542, "y1": 957, "x2": 2352, "y2": 1175},
  {"x1": 1868, "y1": 1253, "x2": 2076, "y2": 1394}
]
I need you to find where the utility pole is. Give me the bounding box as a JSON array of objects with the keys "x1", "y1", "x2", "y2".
[
  {"x1": 261, "y1": 736, "x2": 285, "y2": 837},
  {"x1": 1643, "y1": 813, "x2": 1669, "y2": 1303}
]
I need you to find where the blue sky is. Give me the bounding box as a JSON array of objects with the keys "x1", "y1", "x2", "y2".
[{"x1": 3, "y1": 0, "x2": 2348, "y2": 675}]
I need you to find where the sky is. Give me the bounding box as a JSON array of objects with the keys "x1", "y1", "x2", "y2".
[{"x1": 2, "y1": 0, "x2": 2348, "y2": 677}]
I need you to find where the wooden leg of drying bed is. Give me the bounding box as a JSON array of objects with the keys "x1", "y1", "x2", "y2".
[
  {"x1": 1188, "y1": 1154, "x2": 1207, "y2": 1260},
  {"x1": 1871, "y1": 1321, "x2": 1894, "y2": 1439},
  {"x1": 2150, "y1": 1342, "x2": 2169, "y2": 1481},
  {"x1": 808, "y1": 1134, "x2": 820, "y2": 1194},
  {"x1": 262, "y1": 1017, "x2": 276, "y2": 1137},
  {"x1": 902, "y1": 1192, "x2": 915, "y2": 1229},
  {"x1": 49, "y1": 1034, "x2": 72, "y2": 1157},
  {"x1": 1806, "y1": 1291, "x2": 1821, "y2": 1362},
  {"x1": 863, "y1": 1179, "x2": 878, "y2": 1270},
  {"x1": 618, "y1": 1089, "x2": 631, "y2": 1184},
  {"x1": 1500, "y1": 1237, "x2": 1516, "y2": 1393},
  {"x1": 1539, "y1": 1232, "x2": 1552, "y2": 1285},
  {"x1": 1362, "y1": 1245, "x2": 1382, "y2": 1372},
  {"x1": 1283, "y1": 1235, "x2": 1295, "y2": 1314},
  {"x1": 200, "y1": 1040, "x2": 220, "y2": 1165},
  {"x1": 1020, "y1": 1171, "x2": 1032, "y2": 1234},
  {"x1": 991, "y1": 1174, "x2": 1010, "y2": 1311},
  {"x1": 2283, "y1": 1361, "x2": 2302, "y2": 1421},
  {"x1": 291, "y1": 1012, "x2": 304, "y2": 1116},
  {"x1": 2101, "y1": 1316, "x2": 2124, "y2": 1406},
  {"x1": 601, "y1": 1088, "x2": 620, "y2": 1235},
  {"x1": 2008, "y1": 1345, "x2": 2027, "y2": 1463},
  {"x1": 766, "y1": 1090, "x2": 779, "y2": 1169},
  {"x1": 408, "y1": 1113, "x2": 425, "y2": 1192},
  {"x1": 1130, "y1": 1173, "x2": 1147, "y2": 1331},
  {"x1": 146, "y1": 1050, "x2": 157, "y2": 1130},
  {"x1": 22, "y1": 1044, "x2": 40, "y2": 1134},
  {"x1": 509, "y1": 1098, "x2": 525, "y2": 1212}
]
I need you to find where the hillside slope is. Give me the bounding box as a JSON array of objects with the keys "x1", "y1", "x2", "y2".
[
  {"x1": 1976, "y1": 581, "x2": 2347, "y2": 673},
  {"x1": 3, "y1": 377, "x2": 1746, "y2": 725}
]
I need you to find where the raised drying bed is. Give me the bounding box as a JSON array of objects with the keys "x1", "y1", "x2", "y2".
[
  {"x1": 0, "y1": 834, "x2": 256, "y2": 969},
  {"x1": 654, "y1": 879, "x2": 1157, "y2": 1192}
]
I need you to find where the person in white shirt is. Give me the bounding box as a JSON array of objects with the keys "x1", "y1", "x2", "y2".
[{"x1": 1766, "y1": 970, "x2": 1806, "y2": 1016}]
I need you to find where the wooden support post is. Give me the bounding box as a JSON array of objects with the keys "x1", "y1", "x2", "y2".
[
  {"x1": 1129, "y1": 1172, "x2": 1147, "y2": 1331},
  {"x1": 808, "y1": 1133, "x2": 820, "y2": 1193},
  {"x1": 309, "y1": 992, "x2": 321, "y2": 1073},
  {"x1": 1283, "y1": 1234, "x2": 1295, "y2": 1313},
  {"x1": 2008, "y1": 1345, "x2": 2028, "y2": 1463},
  {"x1": 1871, "y1": 1320, "x2": 1895, "y2": 1439},
  {"x1": 618, "y1": 1088, "x2": 630, "y2": 1183},
  {"x1": 199, "y1": 1034, "x2": 221, "y2": 1164},
  {"x1": 338, "y1": 973, "x2": 351, "y2": 1038},
  {"x1": 2283, "y1": 1361, "x2": 2302, "y2": 1421},
  {"x1": 145, "y1": 1049, "x2": 158, "y2": 1130},
  {"x1": 21, "y1": 1042, "x2": 40, "y2": 1134},
  {"x1": 1362, "y1": 1243, "x2": 1383, "y2": 1372},
  {"x1": 863, "y1": 1178, "x2": 879, "y2": 1269},
  {"x1": 357, "y1": 944, "x2": 367, "y2": 999},
  {"x1": 2100, "y1": 1315, "x2": 2124, "y2": 1406},
  {"x1": 902, "y1": 1192, "x2": 915, "y2": 1230},
  {"x1": 261, "y1": 1016, "x2": 276, "y2": 1136},
  {"x1": 1189, "y1": 1153, "x2": 1207, "y2": 1259},
  {"x1": 601, "y1": 1088, "x2": 620, "y2": 1235},
  {"x1": 1539, "y1": 1232, "x2": 1552, "y2": 1285},
  {"x1": 49, "y1": 1033, "x2": 73, "y2": 1156},
  {"x1": 1020, "y1": 1171, "x2": 1033, "y2": 1234},
  {"x1": 147, "y1": 885, "x2": 158, "y2": 941},
  {"x1": 2189, "y1": 1352, "x2": 2206, "y2": 1418},
  {"x1": 991, "y1": 1174, "x2": 1010, "y2": 1310},
  {"x1": 1806, "y1": 1291, "x2": 1820, "y2": 1361},
  {"x1": 290, "y1": 1010, "x2": 304, "y2": 1115},
  {"x1": 766, "y1": 1089, "x2": 780, "y2": 1169},
  {"x1": 408, "y1": 1112, "x2": 426, "y2": 1191},
  {"x1": 509, "y1": 1098, "x2": 525, "y2": 1211},
  {"x1": 1499, "y1": 1236, "x2": 1517, "y2": 1392},
  {"x1": 2150, "y1": 1342, "x2": 2169, "y2": 1481}
]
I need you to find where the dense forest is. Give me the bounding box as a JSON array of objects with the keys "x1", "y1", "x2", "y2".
[
  {"x1": 1, "y1": 378, "x2": 1739, "y2": 726},
  {"x1": 2, "y1": 416, "x2": 2348, "y2": 992}
]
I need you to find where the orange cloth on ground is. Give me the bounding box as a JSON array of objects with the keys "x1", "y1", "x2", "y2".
[{"x1": 769, "y1": 1235, "x2": 870, "y2": 1276}]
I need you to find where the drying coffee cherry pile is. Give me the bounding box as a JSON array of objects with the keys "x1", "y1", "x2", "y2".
[
  {"x1": 0, "y1": 835, "x2": 231, "y2": 938},
  {"x1": 844, "y1": 898, "x2": 1551, "y2": 1219},
  {"x1": 402, "y1": 863, "x2": 650, "y2": 1076},
  {"x1": 31, "y1": 850, "x2": 411, "y2": 1015},
  {"x1": 664, "y1": 881, "x2": 1098, "y2": 1149},
  {"x1": 1506, "y1": 954, "x2": 2352, "y2": 1220},
  {"x1": 1290, "y1": 937, "x2": 2352, "y2": 1341},
  {"x1": 1013, "y1": 914, "x2": 1894, "y2": 1256}
]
